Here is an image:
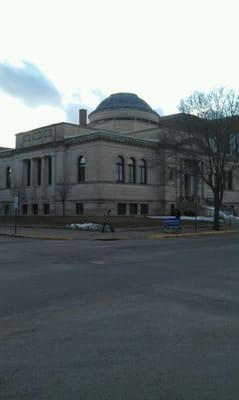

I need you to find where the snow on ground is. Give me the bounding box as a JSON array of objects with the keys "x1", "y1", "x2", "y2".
[
  {"x1": 149, "y1": 213, "x2": 239, "y2": 224},
  {"x1": 68, "y1": 223, "x2": 102, "y2": 231},
  {"x1": 148, "y1": 215, "x2": 214, "y2": 222}
]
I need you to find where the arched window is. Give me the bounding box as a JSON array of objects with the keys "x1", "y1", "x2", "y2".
[
  {"x1": 128, "y1": 158, "x2": 136, "y2": 183},
  {"x1": 6, "y1": 166, "x2": 12, "y2": 188},
  {"x1": 139, "y1": 159, "x2": 147, "y2": 184},
  {"x1": 116, "y1": 156, "x2": 124, "y2": 182},
  {"x1": 78, "y1": 156, "x2": 86, "y2": 183}
]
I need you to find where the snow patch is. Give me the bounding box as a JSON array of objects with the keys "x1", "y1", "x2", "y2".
[
  {"x1": 68, "y1": 223, "x2": 102, "y2": 231},
  {"x1": 148, "y1": 215, "x2": 214, "y2": 222}
]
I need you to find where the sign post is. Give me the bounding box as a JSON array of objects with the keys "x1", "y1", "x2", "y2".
[{"x1": 13, "y1": 195, "x2": 19, "y2": 234}]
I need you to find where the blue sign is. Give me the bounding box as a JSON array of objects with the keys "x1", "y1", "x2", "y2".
[
  {"x1": 165, "y1": 218, "x2": 180, "y2": 227},
  {"x1": 163, "y1": 217, "x2": 182, "y2": 231}
]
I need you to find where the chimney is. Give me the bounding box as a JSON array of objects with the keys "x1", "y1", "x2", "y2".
[{"x1": 79, "y1": 109, "x2": 87, "y2": 127}]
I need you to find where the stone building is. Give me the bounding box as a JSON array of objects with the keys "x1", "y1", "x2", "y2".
[{"x1": 0, "y1": 92, "x2": 238, "y2": 216}]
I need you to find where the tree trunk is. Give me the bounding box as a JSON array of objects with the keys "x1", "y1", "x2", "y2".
[
  {"x1": 62, "y1": 200, "x2": 65, "y2": 217},
  {"x1": 213, "y1": 194, "x2": 221, "y2": 231}
]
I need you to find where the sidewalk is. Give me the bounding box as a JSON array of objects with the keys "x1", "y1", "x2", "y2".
[{"x1": 0, "y1": 224, "x2": 239, "y2": 241}]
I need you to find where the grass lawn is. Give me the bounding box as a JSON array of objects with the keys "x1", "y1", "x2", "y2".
[{"x1": 0, "y1": 215, "x2": 212, "y2": 229}]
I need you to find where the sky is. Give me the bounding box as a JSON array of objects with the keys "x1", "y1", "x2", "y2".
[{"x1": 0, "y1": 0, "x2": 239, "y2": 148}]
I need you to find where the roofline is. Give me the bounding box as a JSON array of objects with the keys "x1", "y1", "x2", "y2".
[{"x1": 15, "y1": 121, "x2": 80, "y2": 136}]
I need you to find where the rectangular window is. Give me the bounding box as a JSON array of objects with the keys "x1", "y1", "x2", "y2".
[
  {"x1": 117, "y1": 203, "x2": 127, "y2": 215},
  {"x1": 43, "y1": 203, "x2": 50, "y2": 215},
  {"x1": 229, "y1": 133, "x2": 238, "y2": 155},
  {"x1": 129, "y1": 203, "x2": 138, "y2": 215},
  {"x1": 6, "y1": 167, "x2": 12, "y2": 188},
  {"x1": 140, "y1": 204, "x2": 148, "y2": 215},
  {"x1": 78, "y1": 157, "x2": 86, "y2": 183},
  {"x1": 22, "y1": 204, "x2": 28, "y2": 215},
  {"x1": 228, "y1": 171, "x2": 233, "y2": 191},
  {"x1": 37, "y1": 159, "x2": 41, "y2": 185},
  {"x1": 76, "y1": 203, "x2": 84, "y2": 215},
  {"x1": 26, "y1": 160, "x2": 31, "y2": 186},
  {"x1": 48, "y1": 157, "x2": 52, "y2": 185},
  {"x1": 32, "y1": 204, "x2": 38, "y2": 215}
]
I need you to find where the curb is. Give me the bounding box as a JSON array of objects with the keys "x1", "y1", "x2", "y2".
[
  {"x1": 0, "y1": 233, "x2": 74, "y2": 240},
  {"x1": 149, "y1": 229, "x2": 239, "y2": 239},
  {"x1": 95, "y1": 236, "x2": 130, "y2": 241}
]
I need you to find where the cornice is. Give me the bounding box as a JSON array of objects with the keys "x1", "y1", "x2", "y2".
[
  {"x1": 65, "y1": 131, "x2": 157, "y2": 148},
  {"x1": 0, "y1": 131, "x2": 158, "y2": 159}
]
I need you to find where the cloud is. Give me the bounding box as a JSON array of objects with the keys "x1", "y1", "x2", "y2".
[
  {"x1": 65, "y1": 103, "x2": 82, "y2": 124},
  {"x1": 91, "y1": 88, "x2": 105, "y2": 102},
  {"x1": 155, "y1": 107, "x2": 164, "y2": 116},
  {"x1": 0, "y1": 61, "x2": 62, "y2": 108},
  {"x1": 64, "y1": 89, "x2": 106, "y2": 123}
]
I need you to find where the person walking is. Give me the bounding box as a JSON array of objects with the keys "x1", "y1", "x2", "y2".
[
  {"x1": 102, "y1": 209, "x2": 114, "y2": 233},
  {"x1": 174, "y1": 209, "x2": 181, "y2": 219}
]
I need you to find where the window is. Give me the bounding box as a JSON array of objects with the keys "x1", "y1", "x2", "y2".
[
  {"x1": 25, "y1": 159, "x2": 31, "y2": 186},
  {"x1": 229, "y1": 133, "x2": 237, "y2": 155},
  {"x1": 6, "y1": 166, "x2": 12, "y2": 188},
  {"x1": 47, "y1": 157, "x2": 52, "y2": 185},
  {"x1": 37, "y1": 159, "x2": 41, "y2": 185},
  {"x1": 184, "y1": 174, "x2": 191, "y2": 198},
  {"x1": 117, "y1": 203, "x2": 127, "y2": 215},
  {"x1": 32, "y1": 204, "x2": 38, "y2": 215},
  {"x1": 76, "y1": 203, "x2": 84, "y2": 215},
  {"x1": 43, "y1": 203, "x2": 50, "y2": 215},
  {"x1": 22, "y1": 204, "x2": 28, "y2": 215},
  {"x1": 78, "y1": 156, "x2": 86, "y2": 183},
  {"x1": 227, "y1": 171, "x2": 233, "y2": 191},
  {"x1": 140, "y1": 204, "x2": 148, "y2": 215},
  {"x1": 116, "y1": 156, "x2": 124, "y2": 182},
  {"x1": 128, "y1": 158, "x2": 136, "y2": 183},
  {"x1": 139, "y1": 159, "x2": 147, "y2": 184},
  {"x1": 129, "y1": 203, "x2": 138, "y2": 215},
  {"x1": 223, "y1": 170, "x2": 233, "y2": 191},
  {"x1": 228, "y1": 133, "x2": 239, "y2": 156},
  {"x1": 169, "y1": 170, "x2": 173, "y2": 180}
]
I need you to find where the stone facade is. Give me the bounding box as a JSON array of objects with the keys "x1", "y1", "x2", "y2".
[{"x1": 0, "y1": 92, "x2": 239, "y2": 216}]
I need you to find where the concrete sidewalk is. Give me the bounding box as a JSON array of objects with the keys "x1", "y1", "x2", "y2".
[{"x1": 0, "y1": 224, "x2": 239, "y2": 241}]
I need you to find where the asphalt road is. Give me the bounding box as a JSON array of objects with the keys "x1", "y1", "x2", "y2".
[{"x1": 1, "y1": 235, "x2": 239, "y2": 400}]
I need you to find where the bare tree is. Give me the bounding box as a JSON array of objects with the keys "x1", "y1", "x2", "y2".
[
  {"x1": 176, "y1": 87, "x2": 239, "y2": 230},
  {"x1": 57, "y1": 175, "x2": 70, "y2": 216}
]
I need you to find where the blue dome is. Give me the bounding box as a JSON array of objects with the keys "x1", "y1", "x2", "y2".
[{"x1": 94, "y1": 93, "x2": 153, "y2": 113}]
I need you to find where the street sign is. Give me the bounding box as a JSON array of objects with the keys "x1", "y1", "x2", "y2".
[{"x1": 163, "y1": 217, "x2": 182, "y2": 232}]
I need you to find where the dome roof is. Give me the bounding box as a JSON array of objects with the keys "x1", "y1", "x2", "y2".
[
  {"x1": 94, "y1": 93, "x2": 154, "y2": 113},
  {"x1": 88, "y1": 92, "x2": 160, "y2": 130}
]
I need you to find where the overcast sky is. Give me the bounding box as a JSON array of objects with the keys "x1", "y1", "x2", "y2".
[{"x1": 0, "y1": 0, "x2": 238, "y2": 147}]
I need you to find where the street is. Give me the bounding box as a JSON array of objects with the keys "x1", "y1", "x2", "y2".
[{"x1": 1, "y1": 234, "x2": 239, "y2": 399}]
